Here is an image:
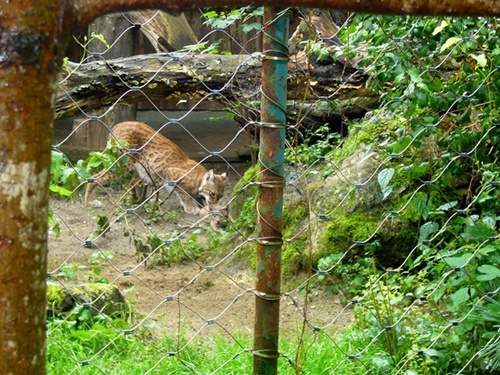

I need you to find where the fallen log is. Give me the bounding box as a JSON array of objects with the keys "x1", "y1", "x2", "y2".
[{"x1": 56, "y1": 52, "x2": 376, "y2": 120}]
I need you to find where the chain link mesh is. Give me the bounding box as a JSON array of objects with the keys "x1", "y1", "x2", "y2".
[{"x1": 47, "y1": 8, "x2": 499, "y2": 374}]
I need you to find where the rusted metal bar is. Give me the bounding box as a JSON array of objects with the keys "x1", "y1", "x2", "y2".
[{"x1": 253, "y1": 7, "x2": 289, "y2": 375}]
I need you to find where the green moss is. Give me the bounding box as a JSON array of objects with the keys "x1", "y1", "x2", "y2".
[
  {"x1": 233, "y1": 163, "x2": 259, "y2": 195},
  {"x1": 231, "y1": 164, "x2": 259, "y2": 232},
  {"x1": 283, "y1": 199, "x2": 308, "y2": 238},
  {"x1": 47, "y1": 283, "x2": 65, "y2": 306},
  {"x1": 282, "y1": 233, "x2": 308, "y2": 284},
  {"x1": 318, "y1": 211, "x2": 379, "y2": 258}
]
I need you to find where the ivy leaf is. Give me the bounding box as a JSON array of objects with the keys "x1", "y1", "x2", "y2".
[
  {"x1": 378, "y1": 167, "x2": 394, "y2": 200},
  {"x1": 437, "y1": 201, "x2": 458, "y2": 211},
  {"x1": 471, "y1": 53, "x2": 487, "y2": 68},
  {"x1": 450, "y1": 287, "x2": 475, "y2": 307},
  {"x1": 432, "y1": 20, "x2": 449, "y2": 35},
  {"x1": 477, "y1": 265, "x2": 500, "y2": 281},
  {"x1": 49, "y1": 184, "x2": 73, "y2": 197},
  {"x1": 419, "y1": 221, "x2": 439, "y2": 241},
  {"x1": 440, "y1": 37, "x2": 461, "y2": 53},
  {"x1": 444, "y1": 256, "x2": 466, "y2": 268},
  {"x1": 414, "y1": 197, "x2": 432, "y2": 220}
]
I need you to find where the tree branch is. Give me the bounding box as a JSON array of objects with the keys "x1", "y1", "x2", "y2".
[{"x1": 69, "y1": 0, "x2": 500, "y2": 30}]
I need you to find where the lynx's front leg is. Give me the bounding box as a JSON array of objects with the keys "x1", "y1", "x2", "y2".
[
  {"x1": 174, "y1": 189, "x2": 203, "y2": 214},
  {"x1": 84, "y1": 169, "x2": 119, "y2": 206}
]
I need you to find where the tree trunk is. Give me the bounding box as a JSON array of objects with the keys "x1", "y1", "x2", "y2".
[
  {"x1": 0, "y1": 3, "x2": 68, "y2": 375},
  {"x1": 128, "y1": 10, "x2": 198, "y2": 52}
]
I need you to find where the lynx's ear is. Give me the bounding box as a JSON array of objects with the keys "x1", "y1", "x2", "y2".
[
  {"x1": 221, "y1": 172, "x2": 228, "y2": 183},
  {"x1": 206, "y1": 169, "x2": 215, "y2": 183}
]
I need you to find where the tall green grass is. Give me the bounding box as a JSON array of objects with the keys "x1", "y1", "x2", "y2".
[{"x1": 47, "y1": 310, "x2": 388, "y2": 375}]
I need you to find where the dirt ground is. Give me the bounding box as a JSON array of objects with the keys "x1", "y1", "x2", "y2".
[{"x1": 47, "y1": 162, "x2": 353, "y2": 342}]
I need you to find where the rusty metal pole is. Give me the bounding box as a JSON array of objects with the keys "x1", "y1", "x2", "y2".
[{"x1": 253, "y1": 7, "x2": 289, "y2": 375}]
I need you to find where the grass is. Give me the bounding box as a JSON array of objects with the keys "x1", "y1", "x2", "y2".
[{"x1": 46, "y1": 309, "x2": 392, "y2": 375}]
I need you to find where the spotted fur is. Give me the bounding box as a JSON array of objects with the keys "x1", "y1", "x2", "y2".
[{"x1": 85, "y1": 121, "x2": 228, "y2": 214}]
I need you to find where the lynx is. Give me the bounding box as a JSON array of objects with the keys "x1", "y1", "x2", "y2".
[
  {"x1": 84, "y1": 121, "x2": 228, "y2": 214},
  {"x1": 199, "y1": 203, "x2": 231, "y2": 231}
]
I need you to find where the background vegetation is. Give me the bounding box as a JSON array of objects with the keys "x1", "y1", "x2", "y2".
[{"x1": 48, "y1": 11, "x2": 500, "y2": 374}]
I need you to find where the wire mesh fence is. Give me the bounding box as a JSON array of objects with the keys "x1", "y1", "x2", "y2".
[{"x1": 47, "y1": 8, "x2": 500, "y2": 374}]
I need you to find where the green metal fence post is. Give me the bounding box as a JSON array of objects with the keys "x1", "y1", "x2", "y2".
[{"x1": 253, "y1": 7, "x2": 289, "y2": 375}]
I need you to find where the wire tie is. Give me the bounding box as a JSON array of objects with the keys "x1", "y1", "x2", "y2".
[
  {"x1": 253, "y1": 350, "x2": 280, "y2": 359},
  {"x1": 262, "y1": 55, "x2": 289, "y2": 62},
  {"x1": 256, "y1": 238, "x2": 283, "y2": 246},
  {"x1": 259, "y1": 182, "x2": 286, "y2": 189},
  {"x1": 255, "y1": 121, "x2": 287, "y2": 129},
  {"x1": 256, "y1": 291, "x2": 281, "y2": 300}
]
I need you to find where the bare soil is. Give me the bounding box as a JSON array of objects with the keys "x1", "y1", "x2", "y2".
[{"x1": 47, "y1": 163, "x2": 353, "y2": 342}]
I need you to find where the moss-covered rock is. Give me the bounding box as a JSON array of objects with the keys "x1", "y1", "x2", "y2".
[{"x1": 47, "y1": 282, "x2": 126, "y2": 317}]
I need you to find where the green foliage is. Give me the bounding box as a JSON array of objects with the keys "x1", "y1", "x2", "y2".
[
  {"x1": 50, "y1": 137, "x2": 128, "y2": 200},
  {"x1": 62, "y1": 32, "x2": 110, "y2": 75},
  {"x1": 203, "y1": 6, "x2": 263, "y2": 32},
  {"x1": 132, "y1": 228, "x2": 232, "y2": 267},
  {"x1": 50, "y1": 150, "x2": 84, "y2": 198},
  {"x1": 327, "y1": 14, "x2": 500, "y2": 372},
  {"x1": 285, "y1": 123, "x2": 341, "y2": 165},
  {"x1": 49, "y1": 251, "x2": 113, "y2": 284}
]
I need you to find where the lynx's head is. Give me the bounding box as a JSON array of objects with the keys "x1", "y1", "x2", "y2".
[
  {"x1": 198, "y1": 169, "x2": 228, "y2": 205},
  {"x1": 199, "y1": 203, "x2": 231, "y2": 231}
]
